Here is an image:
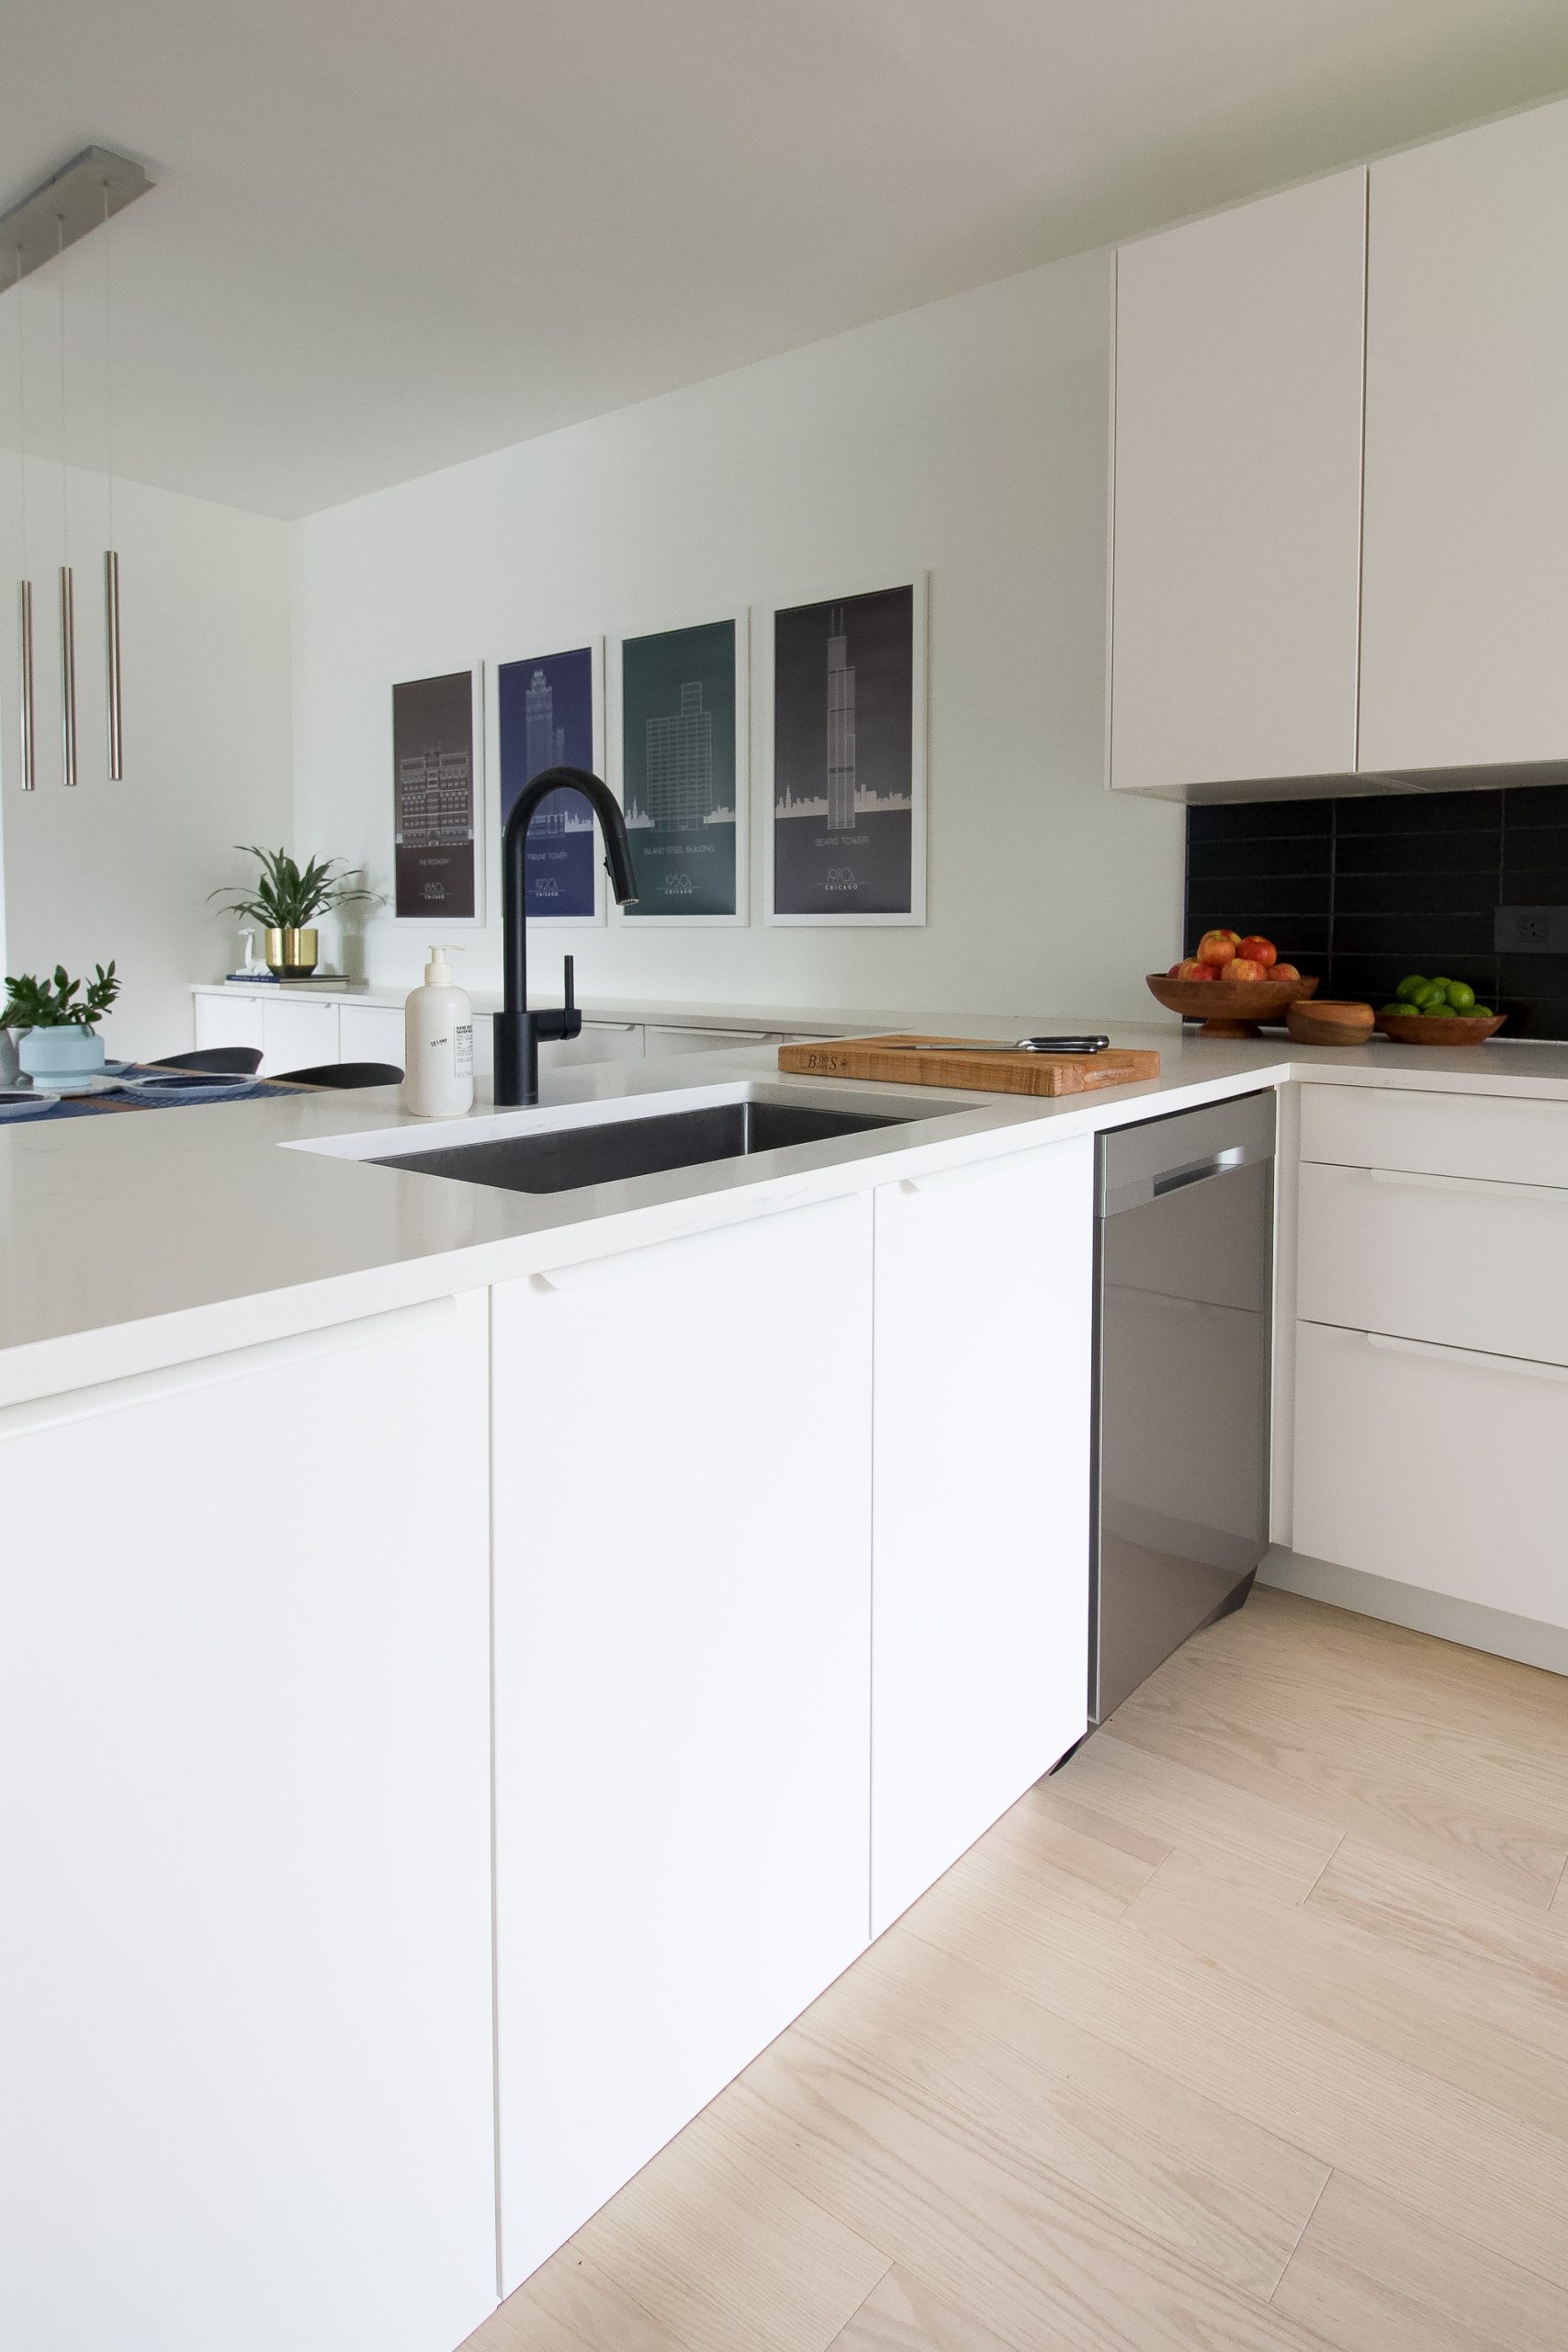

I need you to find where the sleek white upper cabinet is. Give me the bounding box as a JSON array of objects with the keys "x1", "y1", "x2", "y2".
[
  {"x1": 1110, "y1": 170, "x2": 1368, "y2": 797},
  {"x1": 1359, "y1": 99, "x2": 1568, "y2": 774},
  {"x1": 490, "y1": 1198, "x2": 874, "y2": 2292},
  {"x1": 869, "y1": 1137, "x2": 1092, "y2": 1937}
]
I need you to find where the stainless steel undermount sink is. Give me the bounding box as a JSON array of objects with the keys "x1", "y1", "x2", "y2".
[{"x1": 365, "y1": 1093, "x2": 934, "y2": 1196}]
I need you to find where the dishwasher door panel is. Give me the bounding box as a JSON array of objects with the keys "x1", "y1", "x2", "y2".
[{"x1": 1091, "y1": 1128, "x2": 1272, "y2": 1724}]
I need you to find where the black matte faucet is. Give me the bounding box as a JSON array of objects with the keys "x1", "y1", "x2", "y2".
[{"x1": 494, "y1": 766, "x2": 639, "y2": 1107}]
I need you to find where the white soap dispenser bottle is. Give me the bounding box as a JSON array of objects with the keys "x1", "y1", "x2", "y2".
[{"x1": 401, "y1": 945, "x2": 474, "y2": 1117}]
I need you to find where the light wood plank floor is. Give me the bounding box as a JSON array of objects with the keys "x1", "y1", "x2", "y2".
[{"x1": 463, "y1": 1589, "x2": 1568, "y2": 2352}]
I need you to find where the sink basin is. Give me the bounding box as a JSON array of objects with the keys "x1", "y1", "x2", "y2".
[{"x1": 367, "y1": 1095, "x2": 920, "y2": 1196}]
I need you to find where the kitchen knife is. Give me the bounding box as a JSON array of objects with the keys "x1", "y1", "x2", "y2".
[{"x1": 879, "y1": 1035, "x2": 1111, "y2": 1055}]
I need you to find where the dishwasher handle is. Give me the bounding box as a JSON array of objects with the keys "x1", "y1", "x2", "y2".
[{"x1": 1152, "y1": 1145, "x2": 1247, "y2": 1198}]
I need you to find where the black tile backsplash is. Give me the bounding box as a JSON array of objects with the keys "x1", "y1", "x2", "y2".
[{"x1": 1182, "y1": 785, "x2": 1568, "y2": 1038}]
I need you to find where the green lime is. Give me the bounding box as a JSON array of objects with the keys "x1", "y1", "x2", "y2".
[
  {"x1": 1428, "y1": 976, "x2": 1454, "y2": 993},
  {"x1": 1395, "y1": 975, "x2": 1427, "y2": 1001},
  {"x1": 1445, "y1": 980, "x2": 1475, "y2": 1012},
  {"x1": 1421, "y1": 1000, "x2": 1452, "y2": 1015},
  {"x1": 1469, "y1": 1005, "x2": 1495, "y2": 1020},
  {"x1": 1380, "y1": 1002, "x2": 1407, "y2": 1018},
  {"x1": 1413, "y1": 982, "x2": 1445, "y2": 1008}
]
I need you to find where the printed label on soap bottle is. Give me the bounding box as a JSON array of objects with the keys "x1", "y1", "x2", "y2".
[{"x1": 454, "y1": 1022, "x2": 473, "y2": 1076}]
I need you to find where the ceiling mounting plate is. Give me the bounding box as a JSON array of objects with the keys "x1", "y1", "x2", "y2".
[{"x1": 0, "y1": 147, "x2": 154, "y2": 290}]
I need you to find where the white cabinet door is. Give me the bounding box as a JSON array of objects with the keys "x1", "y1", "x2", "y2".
[
  {"x1": 0, "y1": 1296, "x2": 497, "y2": 2352},
  {"x1": 193, "y1": 991, "x2": 265, "y2": 1055},
  {"x1": 541, "y1": 1018, "x2": 644, "y2": 1071},
  {"x1": 1294, "y1": 1317, "x2": 1568, "y2": 1625},
  {"x1": 259, "y1": 993, "x2": 340, "y2": 1076},
  {"x1": 491, "y1": 1196, "x2": 873, "y2": 2290},
  {"x1": 1111, "y1": 170, "x2": 1367, "y2": 794},
  {"x1": 339, "y1": 1001, "x2": 406, "y2": 1069},
  {"x1": 643, "y1": 1023, "x2": 775, "y2": 1056},
  {"x1": 870, "y1": 1136, "x2": 1093, "y2": 1937},
  {"x1": 1359, "y1": 97, "x2": 1568, "y2": 773}
]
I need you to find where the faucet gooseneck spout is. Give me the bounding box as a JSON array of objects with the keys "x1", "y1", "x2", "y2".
[{"x1": 494, "y1": 766, "x2": 638, "y2": 1107}]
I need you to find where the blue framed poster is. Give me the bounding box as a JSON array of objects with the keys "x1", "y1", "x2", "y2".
[{"x1": 496, "y1": 640, "x2": 605, "y2": 923}]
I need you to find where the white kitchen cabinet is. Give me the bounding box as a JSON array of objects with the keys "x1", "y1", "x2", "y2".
[
  {"x1": 1300, "y1": 1080, "x2": 1568, "y2": 1189},
  {"x1": 1294, "y1": 1318, "x2": 1568, "y2": 1626},
  {"x1": 1359, "y1": 97, "x2": 1568, "y2": 773},
  {"x1": 491, "y1": 1196, "x2": 873, "y2": 2290},
  {"x1": 869, "y1": 1137, "x2": 1093, "y2": 1935},
  {"x1": 542, "y1": 1017, "x2": 645, "y2": 1069},
  {"x1": 643, "y1": 1022, "x2": 776, "y2": 1057},
  {"x1": 259, "y1": 992, "x2": 340, "y2": 1076},
  {"x1": 193, "y1": 989, "x2": 265, "y2": 1057},
  {"x1": 0, "y1": 1295, "x2": 497, "y2": 2352},
  {"x1": 339, "y1": 1000, "x2": 407, "y2": 1068},
  {"x1": 1110, "y1": 169, "x2": 1368, "y2": 796},
  {"x1": 1298, "y1": 1158, "x2": 1568, "y2": 1368}
]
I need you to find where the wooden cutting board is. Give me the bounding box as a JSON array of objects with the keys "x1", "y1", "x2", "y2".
[{"x1": 776, "y1": 1034, "x2": 1161, "y2": 1097}]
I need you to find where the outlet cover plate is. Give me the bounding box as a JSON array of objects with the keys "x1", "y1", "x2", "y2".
[{"x1": 1495, "y1": 905, "x2": 1568, "y2": 954}]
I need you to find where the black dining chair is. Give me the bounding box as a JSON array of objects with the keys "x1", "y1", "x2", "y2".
[
  {"x1": 276, "y1": 1060, "x2": 403, "y2": 1088},
  {"x1": 151, "y1": 1046, "x2": 264, "y2": 1077}
]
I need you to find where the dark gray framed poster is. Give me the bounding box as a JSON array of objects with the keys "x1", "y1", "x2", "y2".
[
  {"x1": 392, "y1": 668, "x2": 483, "y2": 923},
  {"x1": 764, "y1": 578, "x2": 927, "y2": 925},
  {"x1": 493, "y1": 641, "x2": 605, "y2": 926},
  {"x1": 611, "y1": 612, "x2": 749, "y2": 926}
]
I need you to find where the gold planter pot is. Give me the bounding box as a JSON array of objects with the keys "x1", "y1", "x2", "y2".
[{"x1": 265, "y1": 925, "x2": 320, "y2": 976}]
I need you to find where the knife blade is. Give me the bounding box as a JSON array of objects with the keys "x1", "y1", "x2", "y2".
[{"x1": 878, "y1": 1035, "x2": 1111, "y2": 1055}]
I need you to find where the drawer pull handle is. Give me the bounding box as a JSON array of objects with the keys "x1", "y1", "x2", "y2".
[
  {"x1": 1367, "y1": 1168, "x2": 1568, "y2": 1205},
  {"x1": 1366, "y1": 1331, "x2": 1568, "y2": 1386}
]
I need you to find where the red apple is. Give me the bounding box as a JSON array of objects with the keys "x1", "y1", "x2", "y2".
[
  {"x1": 1174, "y1": 957, "x2": 1216, "y2": 981},
  {"x1": 1237, "y1": 935, "x2": 1277, "y2": 969},
  {"x1": 1227, "y1": 957, "x2": 1267, "y2": 982},
  {"x1": 1196, "y1": 930, "x2": 1240, "y2": 968},
  {"x1": 1272, "y1": 962, "x2": 1301, "y2": 982}
]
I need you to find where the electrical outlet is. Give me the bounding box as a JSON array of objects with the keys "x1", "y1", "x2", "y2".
[{"x1": 1495, "y1": 905, "x2": 1568, "y2": 954}]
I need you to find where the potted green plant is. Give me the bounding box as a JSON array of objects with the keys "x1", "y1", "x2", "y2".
[
  {"x1": 209, "y1": 846, "x2": 378, "y2": 976},
  {"x1": 4, "y1": 963, "x2": 120, "y2": 1085}
]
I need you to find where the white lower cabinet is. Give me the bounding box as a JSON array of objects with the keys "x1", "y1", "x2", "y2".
[
  {"x1": 193, "y1": 989, "x2": 265, "y2": 1057},
  {"x1": 491, "y1": 1196, "x2": 874, "y2": 2291},
  {"x1": 869, "y1": 1137, "x2": 1093, "y2": 1935},
  {"x1": 0, "y1": 1296, "x2": 497, "y2": 2352},
  {"x1": 1294, "y1": 1318, "x2": 1568, "y2": 1626},
  {"x1": 260, "y1": 992, "x2": 341, "y2": 1076},
  {"x1": 339, "y1": 1000, "x2": 407, "y2": 1068}
]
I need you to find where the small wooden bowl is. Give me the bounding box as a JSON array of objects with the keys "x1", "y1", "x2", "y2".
[
  {"x1": 1376, "y1": 1011, "x2": 1506, "y2": 1046},
  {"x1": 1145, "y1": 971, "x2": 1318, "y2": 1038},
  {"x1": 1286, "y1": 999, "x2": 1375, "y2": 1047}
]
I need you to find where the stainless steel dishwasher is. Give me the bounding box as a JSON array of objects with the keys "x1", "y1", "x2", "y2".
[{"x1": 1090, "y1": 1091, "x2": 1275, "y2": 1724}]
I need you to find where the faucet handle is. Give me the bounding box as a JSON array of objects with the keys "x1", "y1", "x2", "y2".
[{"x1": 562, "y1": 955, "x2": 575, "y2": 1015}]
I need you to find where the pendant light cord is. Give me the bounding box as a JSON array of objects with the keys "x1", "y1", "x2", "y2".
[
  {"x1": 103, "y1": 181, "x2": 114, "y2": 550},
  {"x1": 57, "y1": 214, "x2": 67, "y2": 559}
]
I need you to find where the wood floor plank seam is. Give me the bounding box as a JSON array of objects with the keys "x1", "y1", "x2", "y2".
[{"x1": 1269, "y1": 2168, "x2": 1336, "y2": 2312}]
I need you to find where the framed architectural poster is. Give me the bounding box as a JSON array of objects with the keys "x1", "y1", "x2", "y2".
[
  {"x1": 494, "y1": 641, "x2": 606, "y2": 924},
  {"x1": 610, "y1": 612, "x2": 749, "y2": 926},
  {"x1": 764, "y1": 578, "x2": 927, "y2": 925},
  {"x1": 391, "y1": 667, "x2": 483, "y2": 924}
]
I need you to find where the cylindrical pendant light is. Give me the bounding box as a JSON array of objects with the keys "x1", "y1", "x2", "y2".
[
  {"x1": 13, "y1": 243, "x2": 35, "y2": 788},
  {"x1": 56, "y1": 214, "x2": 76, "y2": 786},
  {"x1": 101, "y1": 180, "x2": 122, "y2": 778}
]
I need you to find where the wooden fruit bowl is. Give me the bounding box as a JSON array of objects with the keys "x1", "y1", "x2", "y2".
[
  {"x1": 1376, "y1": 1011, "x2": 1506, "y2": 1046},
  {"x1": 1286, "y1": 1000, "x2": 1375, "y2": 1047},
  {"x1": 1145, "y1": 971, "x2": 1319, "y2": 1038}
]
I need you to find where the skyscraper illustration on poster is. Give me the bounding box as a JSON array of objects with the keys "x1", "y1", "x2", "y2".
[
  {"x1": 768, "y1": 580, "x2": 926, "y2": 924},
  {"x1": 496, "y1": 643, "x2": 605, "y2": 922},
  {"x1": 615, "y1": 616, "x2": 748, "y2": 923}
]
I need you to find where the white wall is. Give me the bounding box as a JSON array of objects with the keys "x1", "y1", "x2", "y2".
[
  {"x1": 0, "y1": 464, "x2": 292, "y2": 1057},
  {"x1": 292, "y1": 250, "x2": 1184, "y2": 1020}
]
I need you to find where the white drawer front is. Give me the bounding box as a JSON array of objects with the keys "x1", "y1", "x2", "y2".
[
  {"x1": 339, "y1": 1003, "x2": 406, "y2": 1066},
  {"x1": 1298, "y1": 1159, "x2": 1568, "y2": 1367},
  {"x1": 1294, "y1": 1318, "x2": 1568, "y2": 1624},
  {"x1": 1300, "y1": 1082, "x2": 1568, "y2": 1189}
]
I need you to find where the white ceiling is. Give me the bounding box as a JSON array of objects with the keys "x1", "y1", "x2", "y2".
[{"x1": 5, "y1": 0, "x2": 1568, "y2": 519}]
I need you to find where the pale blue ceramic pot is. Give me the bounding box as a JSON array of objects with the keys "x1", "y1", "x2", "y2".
[{"x1": 17, "y1": 1025, "x2": 107, "y2": 1086}]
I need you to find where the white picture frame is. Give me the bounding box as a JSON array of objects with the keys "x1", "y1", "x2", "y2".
[
  {"x1": 608, "y1": 607, "x2": 750, "y2": 929},
  {"x1": 761, "y1": 572, "x2": 928, "y2": 928},
  {"x1": 389, "y1": 662, "x2": 487, "y2": 928},
  {"x1": 485, "y1": 639, "x2": 607, "y2": 928}
]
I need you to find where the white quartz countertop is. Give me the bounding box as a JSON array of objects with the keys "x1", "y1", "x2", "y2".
[{"x1": 7, "y1": 1016, "x2": 1568, "y2": 1408}]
